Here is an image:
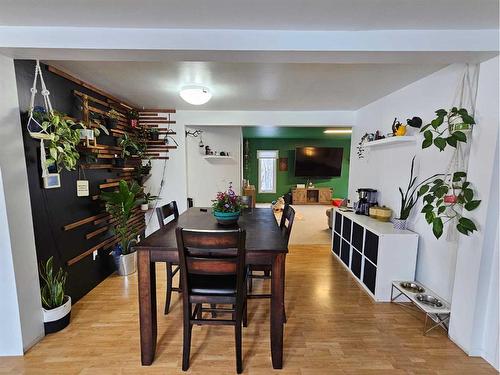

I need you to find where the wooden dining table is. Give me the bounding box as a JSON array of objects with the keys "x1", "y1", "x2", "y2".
[{"x1": 134, "y1": 207, "x2": 288, "y2": 369}]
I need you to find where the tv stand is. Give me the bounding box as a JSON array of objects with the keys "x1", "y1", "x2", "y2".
[{"x1": 292, "y1": 187, "x2": 332, "y2": 205}]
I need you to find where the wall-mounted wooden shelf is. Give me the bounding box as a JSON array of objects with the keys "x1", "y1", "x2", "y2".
[
  {"x1": 364, "y1": 136, "x2": 416, "y2": 148},
  {"x1": 203, "y1": 155, "x2": 233, "y2": 159}
]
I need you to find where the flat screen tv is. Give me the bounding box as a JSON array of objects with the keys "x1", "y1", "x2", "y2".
[{"x1": 294, "y1": 147, "x2": 343, "y2": 177}]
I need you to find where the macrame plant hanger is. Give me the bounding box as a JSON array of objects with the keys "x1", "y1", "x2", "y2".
[
  {"x1": 443, "y1": 64, "x2": 480, "y2": 241},
  {"x1": 27, "y1": 60, "x2": 54, "y2": 178}
]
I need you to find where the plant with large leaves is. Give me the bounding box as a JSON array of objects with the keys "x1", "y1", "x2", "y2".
[
  {"x1": 100, "y1": 180, "x2": 143, "y2": 255},
  {"x1": 35, "y1": 111, "x2": 85, "y2": 172},
  {"x1": 419, "y1": 171, "x2": 481, "y2": 239},
  {"x1": 39, "y1": 256, "x2": 67, "y2": 310},
  {"x1": 421, "y1": 107, "x2": 475, "y2": 152}
]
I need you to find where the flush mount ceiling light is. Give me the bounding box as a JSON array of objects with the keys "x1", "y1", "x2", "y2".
[
  {"x1": 323, "y1": 128, "x2": 352, "y2": 134},
  {"x1": 179, "y1": 85, "x2": 212, "y2": 105}
]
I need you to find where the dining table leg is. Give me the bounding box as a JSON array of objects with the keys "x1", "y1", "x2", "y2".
[
  {"x1": 271, "y1": 253, "x2": 285, "y2": 369},
  {"x1": 138, "y1": 250, "x2": 157, "y2": 365}
]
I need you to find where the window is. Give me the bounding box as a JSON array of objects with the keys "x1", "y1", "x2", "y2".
[{"x1": 257, "y1": 150, "x2": 278, "y2": 193}]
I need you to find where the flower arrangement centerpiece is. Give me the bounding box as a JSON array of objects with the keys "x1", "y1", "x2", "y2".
[{"x1": 212, "y1": 182, "x2": 244, "y2": 225}]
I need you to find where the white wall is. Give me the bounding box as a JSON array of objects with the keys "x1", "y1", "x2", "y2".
[
  {"x1": 0, "y1": 54, "x2": 44, "y2": 354},
  {"x1": 186, "y1": 126, "x2": 242, "y2": 207},
  {"x1": 449, "y1": 56, "x2": 499, "y2": 369},
  {"x1": 349, "y1": 57, "x2": 499, "y2": 368},
  {"x1": 350, "y1": 63, "x2": 468, "y2": 301}
]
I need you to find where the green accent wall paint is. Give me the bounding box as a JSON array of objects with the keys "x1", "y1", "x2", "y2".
[{"x1": 243, "y1": 137, "x2": 351, "y2": 203}]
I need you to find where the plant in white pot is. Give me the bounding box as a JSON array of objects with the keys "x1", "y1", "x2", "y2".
[
  {"x1": 142, "y1": 192, "x2": 159, "y2": 210},
  {"x1": 100, "y1": 180, "x2": 142, "y2": 276},
  {"x1": 39, "y1": 257, "x2": 71, "y2": 334},
  {"x1": 394, "y1": 157, "x2": 442, "y2": 230}
]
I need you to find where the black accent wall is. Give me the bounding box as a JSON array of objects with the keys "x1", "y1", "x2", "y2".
[{"x1": 15, "y1": 60, "x2": 117, "y2": 302}]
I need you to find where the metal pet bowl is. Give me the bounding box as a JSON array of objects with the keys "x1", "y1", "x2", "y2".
[
  {"x1": 416, "y1": 294, "x2": 444, "y2": 308},
  {"x1": 399, "y1": 282, "x2": 425, "y2": 293}
]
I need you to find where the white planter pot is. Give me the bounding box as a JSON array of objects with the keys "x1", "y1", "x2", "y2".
[
  {"x1": 116, "y1": 251, "x2": 137, "y2": 276},
  {"x1": 392, "y1": 218, "x2": 408, "y2": 230},
  {"x1": 42, "y1": 296, "x2": 72, "y2": 334},
  {"x1": 141, "y1": 203, "x2": 149, "y2": 211}
]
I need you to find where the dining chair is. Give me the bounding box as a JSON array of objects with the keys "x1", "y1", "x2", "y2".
[
  {"x1": 176, "y1": 227, "x2": 248, "y2": 373},
  {"x1": 156, "y1": 201, "x2": 181, "y2": 315},
  {"x1": 247, "y1": 204, "x2": 295, "y2": 322}
]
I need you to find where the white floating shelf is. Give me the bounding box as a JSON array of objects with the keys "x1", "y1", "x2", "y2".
[
  {"x1": 364, "y1": 136, "x2": 416, "y2": 147},
  {"x1": 203, "y1": 155, "x2": 233, "y2": 159}
]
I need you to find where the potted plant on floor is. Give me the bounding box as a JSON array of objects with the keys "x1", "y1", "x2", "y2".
[
  {"x1": 212, "y1": 182, "x2": 245, "y2": 225},
  {"x1": 100, "y1": 180, "x2": 143, "y2": 275},
  {"x1": 39, "y1": 256, "x2": 71, "y2": 334}
]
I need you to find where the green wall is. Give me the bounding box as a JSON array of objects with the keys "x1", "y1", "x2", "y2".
[{"x1": 243, "y1": 137, "x2": 351, "y2": 203}]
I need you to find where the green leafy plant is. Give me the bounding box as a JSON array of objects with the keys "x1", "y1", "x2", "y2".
[
  {"x1": 421, "y1": 107, "x2": 475, "y2": 151},
  {"x1": 128, "y1": 109, "x2": 139, "y2": 120},
  {"x1": 100, "y1": 180, "x2": 143, "y2": 255},
  {"x1": 39, "y1": 256, "x2": 67, "y2": 310},
  {"x1": 397, "y1": 156, "x2": 443, "y2": 220},
  {"x1": 118, "y1": 134, "x2": 140, "y2": 159},
  {"x1": 142, "y1": 192, "x2": 159, "y2": 204},
  {"x1": 419, "y1": 171, "x2": 481, "y2": 238},
  {"x1": 91, "y1": 119, "x2": 109, "y2": 138},
  {"x1": 106, "y1": 109, "x2": 121, "y2": 120},
  {"x1": 38, "y1": 111, "x2": 84, "y2": 172}
]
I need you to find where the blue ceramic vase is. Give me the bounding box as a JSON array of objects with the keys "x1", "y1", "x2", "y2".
[{"x1": 213, "y1": 210, "x2": 240, "y2": 226}]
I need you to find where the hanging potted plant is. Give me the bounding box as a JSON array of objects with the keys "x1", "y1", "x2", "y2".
[
  {"x1": 116, "y1": 134, "x2": 140, "y2": 167},
  {"x1": 212, "y1": 182, "x2": 244, "y2": 225},
  {"x1": 39, "y1": 257, "x2": 71, "y2": 334},
  {"x1": 128, "y1": 109, "x2": 139, "y2": 128},
  {"x1": 104, "y1": 109, "x2": 121, "y2": 129},
  {"x1": 419, "y1": 171, "x2": 481, "y2": 238},
  {"x1": 148, "y1": 127, "x2": 160, "y2": 141},
  {"x1": 100, "y1": 180, "x2": 143, "y2": 275},
  {"x1": 421, "y1": 107, "x2": 475, "y2": 152}
]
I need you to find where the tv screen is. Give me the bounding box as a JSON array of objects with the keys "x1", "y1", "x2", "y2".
[{"x1": 295, "y1": 147, "x2": 343, "y2": 177}]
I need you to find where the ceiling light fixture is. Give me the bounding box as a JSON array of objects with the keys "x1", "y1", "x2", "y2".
[
  {"x1": 323, "y1": 129, "x2": 352, "y2": 134},
  {"x1": 179, "y1": 85, "x2": 212, "y2": 105}
]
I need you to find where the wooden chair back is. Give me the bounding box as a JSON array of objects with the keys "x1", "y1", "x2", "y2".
[
  {"x1": 279, "y1": 205, "x2": 295, "y2": 246},
  {"x1": 175, "y1": 228, "x2": 247, "y2": 299},
  {"x1": 156, "y1": 201, "x2": 179, "y2": 228}
]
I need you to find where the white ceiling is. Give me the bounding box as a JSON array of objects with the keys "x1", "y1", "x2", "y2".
[
  {"x1": 2, "y1": 0, "x2": 498, "y2": 30},
  {"x1": 47, "y1": 61, "x2": 446, "y2": 110}
]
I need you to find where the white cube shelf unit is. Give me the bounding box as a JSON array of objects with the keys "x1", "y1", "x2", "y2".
[{"x1": 331, "y1": 208, "x2": 419, "y2": 302}]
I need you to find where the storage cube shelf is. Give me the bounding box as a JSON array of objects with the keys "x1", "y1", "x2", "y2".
[{"x1": 331, "y1": 208, "x2": 419, "y2": 302}]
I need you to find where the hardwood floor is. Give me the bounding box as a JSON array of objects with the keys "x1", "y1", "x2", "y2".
[{"x1": 1, "y1": 245, "x2": 495, "y2": 374}]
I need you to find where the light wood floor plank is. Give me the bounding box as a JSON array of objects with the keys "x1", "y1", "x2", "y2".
[{"x1": 0, "y1": 245, "x2": 496, "y2": 374}]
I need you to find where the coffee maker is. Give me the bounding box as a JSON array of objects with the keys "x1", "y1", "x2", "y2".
[{"x1": 355, "y1": 188, "x2": 378, "y2": 215}]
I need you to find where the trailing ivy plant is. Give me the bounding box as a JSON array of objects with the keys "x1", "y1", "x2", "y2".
[
  {"x1": 419, "y1": 171, "x2": 481, "y2": 239},
  {"x1": 36, "y1": 111, "x2": 85, "y2": 172},
  {"x1": 421, "y1": 107, "x2": 475, "y2": 152}
]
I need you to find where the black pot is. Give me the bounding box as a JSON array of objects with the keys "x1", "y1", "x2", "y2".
[
  {"x1": 150, "y1": 133, "x2": 159, "y2": 141},
  {"x1": 106, "y1": 118, "x2": 117, "y2": 129},
  {"x1": 44, "y1": 311, "x2": 71, "y2": 334},
  {"x1": 114, "y1": 158, "x2": 126, "y2": 167}
]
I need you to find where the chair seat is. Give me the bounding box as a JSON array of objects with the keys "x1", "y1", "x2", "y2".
[{"x1": 189, "y1": 274, "x2": 237, "y2": 295}]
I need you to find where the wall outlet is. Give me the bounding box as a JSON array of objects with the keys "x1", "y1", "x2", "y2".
[{"x1": 93, "y1": 250, "x2": 98, "y2": 260}]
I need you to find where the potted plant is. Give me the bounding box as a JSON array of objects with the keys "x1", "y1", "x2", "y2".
[
  {"x1": 393, "y1": 157, "x2": 442, "y2": 230},
  {"x1": 39, "y1": 257, "x2": 71, "y2": 334},
  {"x1": 211, "y1": 182, "x2": 245, "y2": 225},
  {"x1": 100, "y1": 180, "x2": 143, "y2": 275},
  {"x1": 128, "y1": 109, "x2": 139, "y2": 128},
  {"x1": 148, "y1": 127, "x2": 160, "y2": 140},
  {"x1": 116, "y1": 134, "x2": 140, "y2": 167},
  {"x1": 141, "y1": 192, "x2": 159, "y2": 210},
  {"x1": 105, "y1": 109, "x2": 121, "y2": 129},
  {"x1": 421, "y1": 107, "x2": 475, "y2": 152},
  {"x1": 34, "y1": 111, "x2": 84, "y2": 172}
]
